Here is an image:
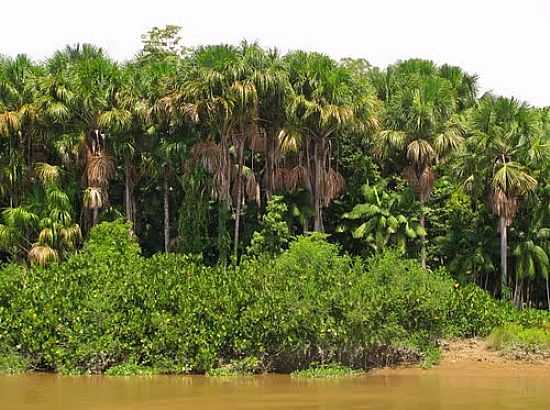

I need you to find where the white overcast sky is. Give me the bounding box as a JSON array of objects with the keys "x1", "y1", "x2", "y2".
[{"x1": 1, "y1": 0, "x2": 548, "y2": 106}]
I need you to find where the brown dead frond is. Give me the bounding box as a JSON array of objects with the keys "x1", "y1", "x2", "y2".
[
  {"x1": 287, "y1": 165, "x2": 309, "y2": 192},
  {"x1": 86, "y1": 154, "x2": 115, "y2": 187},
  {"x1": 321, "y1": 168, "x2": 345, "y2": 206},
  {"x1": 490, "y1": 190, "x2": 518, "y2": 226},
  {"x1": 404, "y1": 166, "x2": 434, "y2": 203},
  {"x1": 28, "y1": 244, "x2": 58, "y2": 267},
  {"x1": 191, "y1": 142, "x2": 222, "y2": 174},
  {"x1": 274, "y1": 167, "x2": 291, "y2": 192}
]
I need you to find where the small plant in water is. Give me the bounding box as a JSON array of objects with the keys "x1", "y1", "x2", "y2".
[
  {"x1": 0, "y1": 351, "x2": 29, "y2": 374},
  {"x1": 105, "y1": 363, "x2": 155, "y2": 376},
  {"x1": 207, "y1": 357, "x2": 263, "y2": 377},
  {"x1": 291, "y1": 363, "x2": 362, "y2": 379}
]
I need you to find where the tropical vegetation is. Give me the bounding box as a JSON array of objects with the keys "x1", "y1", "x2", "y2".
[{"x1": 0, "y1": 26, "x2": 549, "y2": 374}]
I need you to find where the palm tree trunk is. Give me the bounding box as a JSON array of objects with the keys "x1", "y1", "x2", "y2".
[
  {"x1": 124, "y1": 158, "x2": 132, "y2": 225},
  {"x1": 313, "y1": 138, "x2": 324, "y2": 232},
  {"x1": 499, "y1": 215, "x2": 508, "y2": 298},
  {"x1": 163, "y1": 167, "x2": 170, "y2": 253},
  {"x1": 265, "y1": 131, "x2": 275, "y2": 201},
  {"x1": 92, "y1": 207, "x2": 98, "y2": 227},
  {"x1": 217, "y1": 137, "x2": 231, "y2": 264},
  {"x1": 419, "y1": 211, "x2": 427, "y2": 269},
  {"x1": 513, "y1": 274, "x2": 520, "y2": 306},
  {"x1": 233, "y1": 140, "x2": 245, "y2": 260}
]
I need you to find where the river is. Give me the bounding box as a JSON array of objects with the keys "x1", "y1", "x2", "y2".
[{"x1": 1, "y1": 366, "x2": 549, "y2": 409}]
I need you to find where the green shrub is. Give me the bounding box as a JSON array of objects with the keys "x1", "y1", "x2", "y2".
[
  {"x1": 0, "y1": 349, "x2": 29, "y2": 374},
  {"x1": 207, "y1": 357, "x2": 263, "y2": 376},
  {"x1": 445, "y1": 284, "x2": 502, "y2": 337},
  {"x1": 105, "y1": 362, "x2": 155, "y2": 376},
  {"x1": 291, "y1": 363, "x2": 361, "y2": 379},
  {"x1": 1, "y1": 220, "x2": 549, "y2": 375}
]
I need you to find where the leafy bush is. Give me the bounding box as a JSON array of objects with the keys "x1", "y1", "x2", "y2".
[
  {"x1": 0, "y1": 348, "x2": 29, "y2": 374},
  {"x1": 291, "y1": 363, "x2": 361, "y2": 379},
  {"x1": 105, "y1": 362, "x2": 155, "y2": 376},
  {"x1": 207, "y1": 357, "x2": 263, "y2": 376},
  {"x1": 1, "y1": 220, "x2": 549, "y2": 374}
]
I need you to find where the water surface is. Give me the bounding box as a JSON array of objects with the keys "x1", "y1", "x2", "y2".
[{"x1": 1, "y1": 366, "x2": 548, "y2": 409}]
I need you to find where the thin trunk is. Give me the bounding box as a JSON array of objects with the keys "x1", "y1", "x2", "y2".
[
  {"x1": 419, "y1": 211, "x2": 427, "y2": 269},
  {"x1": 163, "y1": 167, "x2": 170, "y2": 253},
  {"x1": 124, "y1": 158, "x2": 132, "y2": 225},
  {"x1": 513, "y1": 274, "x2": 520, "y2": 306},
  {"x1": 499, "y1": 216, "x2": 508, "y2": 298},
  {"x1": 265, "y1": 131, "x2": 275, "y2": 201},
  {"x1": 217, "y1": 137, "x2": 231, "y2": 265},
  {"x1": 546, "y1": 278, "x2": 549, "y2": 311},
  {"x1": 313, "y1": 138, "x2": 324, "y2": 232},
  {"x1": 92, "y1": 207, "x2": 98, "y2": 226},
  {"x1": 233, "y1": 139, "x2": 245, "y2": 260}
]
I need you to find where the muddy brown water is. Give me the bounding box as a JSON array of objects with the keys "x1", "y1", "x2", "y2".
[{"x1": 1, "y1": 366, "x2": 549, "y2": 410}]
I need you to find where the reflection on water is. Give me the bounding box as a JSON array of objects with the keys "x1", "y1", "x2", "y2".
[{"x1": 1, "y1": 366, "x2": 549, "y2": 410}]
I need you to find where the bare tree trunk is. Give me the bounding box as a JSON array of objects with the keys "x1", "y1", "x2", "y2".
[
  {"x1": 233, "y1": 140, "x2": 245, "y2": 260},
  {"x1": 92, "y1": 207, "x2": 98, "y2": 227},
  {"x1": 313, "y1": 138, "x2": 324, "y2": 232},
  {"x1": 513, "y1": 274, "x2": 519, "y2": 306},
  {"x1": 419, "y1": 211, "x2": 427, "y2": 269},
  {"x1": 265, "y1": 131, "x2": 275, "y2": 201},
  {"x1": 124, "y1": 158, "x2": 132, "y2": 225},
  {"x1": 499, "y1": 216, "x2": 508, "y2": 298},
  {"x1": 163, "y1": 167, "x2": 170, "y2": 253},
  {"x1": 217, "y1": 138, "x2": 231, "y2": 264}
]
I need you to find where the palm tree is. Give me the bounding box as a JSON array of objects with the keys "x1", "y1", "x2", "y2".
[
  {"x1": 37, "y1": 44, "x2": 119, "y2": 230},
  {"x1": 462, "y1": 95, "x2": 540, "y2": 296},
  {"x1": 0, "y1": 162, "x2": 80, "y2": 265},
  {"x1": 0, "y1": 55, "x2": 42, "y2": 207},
  {"x1": 285, "y1": 51, "x2": 377, "y2": 231},
  {"x1": 372, "y1": 59, "x2": 474, "y2": 267}
]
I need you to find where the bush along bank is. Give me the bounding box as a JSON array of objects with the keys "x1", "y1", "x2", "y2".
[{"x1": 0, "y1": 220, "x2": 549, "y2": 375}]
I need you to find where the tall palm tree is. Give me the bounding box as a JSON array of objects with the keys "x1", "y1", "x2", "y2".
[
  {"x1": 166, "y1": 45, "x2": 239, "y2": 261},
  {"x1": 285, "y1": 51, "x2": 377, "y2": 231},
  {"x1": 373, "y1": 59, "x2": 474, "y2": 267},
  {"x1": 37, "y1": 45, "x2": 120, "y2": 230},
  {"x1": 462, "y1": 95, "x2": 540, "y2": 296},
  {"x1": 0, "y1": 55, "x2": 42, "y2": 207}
]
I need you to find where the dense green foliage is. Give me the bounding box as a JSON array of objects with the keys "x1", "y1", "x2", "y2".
[
  {"x1": 0, "y1": 26, "x2": 548, "y2": 306},
  {"x1": 1, "y1": 220, "x2": 548, "y2": 375},
  {"x1": 0, "y1": 27, "x2": 549, "y2": 376}
]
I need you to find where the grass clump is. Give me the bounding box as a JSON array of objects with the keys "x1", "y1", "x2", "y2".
[
  {"x1": 487, "y1": 324, "x2": 550, "y2": 355},
  {"x1": 104, "y1": 362, "x2": 155, "y2": 376},
  {"x1": 420, "y1": 345, "x2": 442, "y2": 368},
  {"x1": 0, "y1": 350, "x2": 29, "y2": 374},
  {"x1": 291, "y1": 363, "x2": 362, "y2": 379},
  {"x1": 207, "y1": 357, "x2": 263, "y2": 377}
]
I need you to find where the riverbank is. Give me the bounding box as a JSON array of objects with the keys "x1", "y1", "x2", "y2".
[
  {"x1": 373, "y1": 338, "x2": 550, "y2": 376},
  {"x1": 441, "y1": 338, "x2": 550, "y2": 368},
  {"x1": 1, "y1": 221, "x2": 550, "y2": 376}
]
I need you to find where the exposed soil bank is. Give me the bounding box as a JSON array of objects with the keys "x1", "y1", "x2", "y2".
[
  {"x1": 374, "y1": 338, "x2": 550, "y2": 376},
  {"x1": 440, "y1": 338, "x2": 550, "y2": 368}
]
